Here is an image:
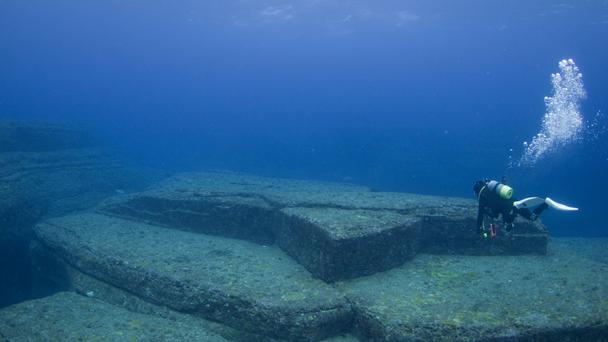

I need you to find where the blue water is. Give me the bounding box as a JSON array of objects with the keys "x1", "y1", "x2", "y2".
[{"x1": 1, "y1": 1, "x2": 607, "y2": 237}]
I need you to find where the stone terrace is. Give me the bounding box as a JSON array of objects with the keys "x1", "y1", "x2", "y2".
[{"x1": 99, "y1": 171, "x2": 548, "y2": 281}]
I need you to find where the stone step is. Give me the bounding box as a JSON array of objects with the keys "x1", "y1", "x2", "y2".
[
  {"x1": 278, "y1": 207, "x2": 422, "y2": 282},
  {"x1": 34, "y1": 213, "x2": 351, "y2": 341},
  {"x1": 340, "y1": 238, "x2": 608, "y2": 341},
  {"x1": 99, "y1": 171, "x2": 548, "y2": 281},
  {"x1": 0, "y1": 292, "x2": 228, "y2": 341},
  {"x1": 29, "y1": 248, "x2": 295, "y2": 342}
]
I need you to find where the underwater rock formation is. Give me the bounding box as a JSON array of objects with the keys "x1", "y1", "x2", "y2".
[
  {"x1": 0, "y1": 121, "x2": 160, "y2": 307},
  {"x1": 21, "y1": 171, "x2": 596, "y2": 341},
  {"x1": 0, "y1": 121, "x2": 156, "y2": 238},
  {"x1": 99, "y1": 172, "x2": 548, "y2": 282},
  {"x1": 25, "y1": 202, "x2": 608, "y2": 341}
]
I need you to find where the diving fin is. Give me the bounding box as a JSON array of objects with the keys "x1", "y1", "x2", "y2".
[
  {"x1": 545, "y1": 197, "x2": 578, "y2": 211},
  {"x1": 513, "y1": 197, "x2": 545, "y2": 209},
  {"x1": 514, "y1": 197, "x2": 579, "y2": 211}
]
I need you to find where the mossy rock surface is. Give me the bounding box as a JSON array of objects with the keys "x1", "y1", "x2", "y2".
[
  {"x1": 0, "y1": 291, "x2": 228, "y2": 342},
  {"x1": 340, "y1": 237, "x2": 608, "y2": 341},
  {"x1": 35, "y1": 213, "x2": 351, "y2": 340}
]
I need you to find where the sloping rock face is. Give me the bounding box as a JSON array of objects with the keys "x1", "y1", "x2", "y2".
[
  {"x1": 0, "y1": 121, "x2": 156, "y2": 237},
  {"x1": 99, "y1": 172, "x2": 548, "y2": 281},
  {"x1": 0, "y1": 148, "x2": 148, "y2": 231}
]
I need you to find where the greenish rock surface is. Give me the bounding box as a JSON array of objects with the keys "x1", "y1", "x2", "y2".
[
  {"x1": 28, "y1": 246, "x2": 279, "y2": 342},
  {"x1": 26, "y1": 237, "x2": 608, "y2": 341},
  {"x1": 99, "y1": 171, "x2": 548, "y2": 281},
  {"x1": 34, "y1": 213, "x2": 351, "y2": 341},
  {"x1": 340, "y1": 237, "x2": 608, "y2": 341},
  {"x1": 278, "y1": 207, "x2": 421, "y2": 281},
  {"x1": 0, "y1": 292, "x2": 228, "y2": 342}
]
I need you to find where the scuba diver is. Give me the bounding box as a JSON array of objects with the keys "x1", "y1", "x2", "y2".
[{"x1": 473, "y1": 179, "x2": 578, "y2": 238}]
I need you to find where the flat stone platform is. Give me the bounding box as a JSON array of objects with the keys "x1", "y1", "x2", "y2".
[
  {"x1": 340, "y1": 238, "x2": 608, "y2": 341},
  {"x1": 0, "y1": 292, "x2": 228, "y2": 342},
  {"x1": 99, "y1": 171, "x2": 548, "y2": 281},
  {"x1": 35, "y1": 213, "x2": 351, "y2": 341}
]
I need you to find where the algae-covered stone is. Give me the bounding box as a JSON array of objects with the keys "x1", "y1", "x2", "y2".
[
  {"x1": 0, "y1": 291, "x2": 228, "y2": 341},
  {"x1": 278, "y1": 207, "x2": 421, "y2": 281},
  {"x1": 29, "y1": 246, "x2": 279, "y2": 342},
  {"x1": 340, "y1": 238, "x2": 608, "y2": 341},
  {"x1": 34, "y1": 213, "x2": 351, "y2": 340}
]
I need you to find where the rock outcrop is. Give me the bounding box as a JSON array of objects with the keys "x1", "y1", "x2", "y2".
[
  {"x1": 0, "y1": 121, "x2": 157, "y2": 238},
  {"x1": 0, "y1": 121, "x2": 160, "y2": 307}
]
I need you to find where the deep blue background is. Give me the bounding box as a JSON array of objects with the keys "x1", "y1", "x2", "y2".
[{"x1": 1, "y1": 0, "x2": 607, "y2": 236}]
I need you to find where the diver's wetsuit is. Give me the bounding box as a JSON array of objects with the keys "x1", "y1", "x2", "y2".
[{"x1": 476, "y1": 182, "x2": 547, "y2": 234}]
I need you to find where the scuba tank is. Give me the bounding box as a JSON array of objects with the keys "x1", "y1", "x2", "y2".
[{"x1": 486, "y1": 180, "x2": 513, "y2": 200}]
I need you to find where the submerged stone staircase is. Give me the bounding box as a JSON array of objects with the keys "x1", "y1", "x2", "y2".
[
  {"x1": 98, "y1": 172, "x2": 548, "y2": 282},
  {"x1": 21, "y1": 171, "x2": 603, "y2": 342}
]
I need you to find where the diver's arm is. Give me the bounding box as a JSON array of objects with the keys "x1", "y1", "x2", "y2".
[{"x1": 476, "y1": 202, "x2": 484, "y2": 231}]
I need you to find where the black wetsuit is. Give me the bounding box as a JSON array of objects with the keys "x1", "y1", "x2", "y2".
[{"x1": 476, "y1": 185, "x2": 544, "y2": 233}]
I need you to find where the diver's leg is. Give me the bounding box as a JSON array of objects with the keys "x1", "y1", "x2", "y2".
[
  {"x1": 515, "y1": 207, "x2": 533, "y2": 220},
  {"x1": 503, "y1": 209, "x2": 519, "y2": 232},
  {"x1": 515, "y1": 203, "x2": 545, "y2": 221},
  {"x1": 531, "y1": 202, "x2": 549, "y2": 219}
]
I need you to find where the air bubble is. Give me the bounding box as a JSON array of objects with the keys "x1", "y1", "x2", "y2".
[{"x1": 519, "y1": 59, "x2": 586, "y2": 166}]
